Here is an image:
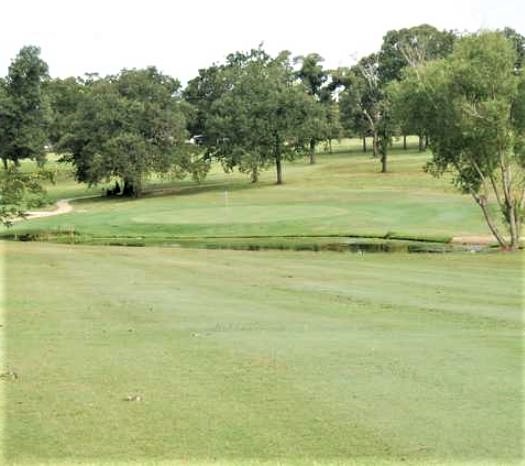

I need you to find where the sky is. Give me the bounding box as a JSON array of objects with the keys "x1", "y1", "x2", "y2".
[{"x1": 1, "y1": 0, "x2": 523, "y2": 84}]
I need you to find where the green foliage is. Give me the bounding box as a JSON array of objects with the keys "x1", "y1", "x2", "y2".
[
  {"x1": 56, "y1": 68, "x2": 204, "y2": 196},
  {"x1": 338, "y1": 55, "x2": 394, "y2": 171},
  {"x1": 294, "y1": 53, "x2": 328, "y2": 96},
  {"x1": 387, "y1": 72, "x2": 432, "y2": 143},
  {"x1": 183, "y1": 64, "x2": 232, "y2": 137},
  {"x1": 0, "y1": 166, "x2": 52, "y2": 226},
  {"x1": 396, "y1": 31, "x2": 525, "y2": 248},
  {"x1": 503, "y1": 27, "x2": 525, "y2": 70},
  {"x1": 294, "y1": 53, "x2": 343, "y2": 160},
  {"x1": 206, "y1": 48, "x2": 319, "y2": 183},
  {"x1": 323, "y1": 102, "x2": 344, "y2": 151},
  {"x1": 377, "y1": 25, "x2": 456, "y2": 147},
  {"x1": 0, "y1": 46, "x2": 50, "y2": 167},
  {"x1": 377, "y1": 24, "x2": 456, "y2": 84},
  {"x1": 44, "y1": 77, "x2": 83, "y2": 147},
  {"x1": 337, "y1": 68, "x2": 368, "y2": 139},
  {"x1": 512, "y1": 74, "x2": 525, "y2": 152}
]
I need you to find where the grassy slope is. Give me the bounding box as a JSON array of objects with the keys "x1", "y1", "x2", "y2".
[
  {"x1": 2, "y1": 241, "x2": 522, "y2": 465},
  {"x1": 5, "y1": 143, "x2": 490, "y2": 242}
]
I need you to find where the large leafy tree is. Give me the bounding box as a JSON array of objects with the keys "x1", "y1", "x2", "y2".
[
  {"x1": 388, "y1": 74, "x2": 433, "y2": 152},
  {"x1": 56, "y1": 68, "x2": 204, "y2": 196},
  {"x1": 338, "y1": 55, "x2": 392, "y2": 172},
  {"x1": 294, "y1": 53, "x2": 342, "y2": 162},
  {"x1": 394, "y1": 32, "x2": 524, "y2": 249},
  {"x1": 378, "y1": 25, "x2": 456, "y2": 150},
  {"x1": 294, "y1": 53, "x2": 331, "y2": 165},
  {"x1": 355, "y1": 55, "x2": 383, "y2": 159},
  {"x1": 321, "y1": 99, "x2": 344, "y2": 154},
  {"x1": 334, "y1": 67, "x2": 370, "y2": 151},
  {"x1": 207, "y1": 49, "x2": 318, "y2": 184},
  {"x1": 0, "y1": 46, "x2": 49, "y2": 168}
]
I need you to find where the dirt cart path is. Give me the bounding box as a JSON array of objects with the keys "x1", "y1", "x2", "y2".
[
  {"x1": 23, "y1": 194, "x2": 99, "y2": 221},
  {"x1": 25, "y1": 199, "x2": 73, "y2": 219}
]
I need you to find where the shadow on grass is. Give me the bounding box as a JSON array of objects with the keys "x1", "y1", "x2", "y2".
[
  {"x1": 71, "y1": 179, "x2": 275, "y2": 206},
  {"x1": 326, "y1": 142, "x2": 428, "y2": 155}
]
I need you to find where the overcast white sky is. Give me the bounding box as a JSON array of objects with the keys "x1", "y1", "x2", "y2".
[{"x1": 1, "y1": 0, "x2": 523, "y2": 84}]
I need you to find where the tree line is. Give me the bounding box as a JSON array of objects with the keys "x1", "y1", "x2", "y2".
[{"x1": 0, "y1": 25, "x2": 524, "y2": 248}]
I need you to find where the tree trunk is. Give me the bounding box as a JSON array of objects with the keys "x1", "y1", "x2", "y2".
[
  {"x1": 510, "y1": 219, "x2": 520, "y2": 249},
  {"x1": 2, "y1": 158, "x2": 7, "y2": 170},
  {"x1": 473, "y1": 194, "x2": 509, "y2": 249},
  {"x1": 328, "y1": 138, "x2": 333, "y2": 154},
  {"x1": 511, "y1": 206, "x2": 521, "y2": 249},
  {"x1": 362, "y1": 135, "x2": 367, "y2": 153},
  {"x1": 250, "y1": 166, "x2": 259, "y2": 183},
  {"x1": 418, "y1": 134, "x2": 424, "y2": 152},
  {"x1": 499, "y1": 162, "x2": 521, "y2": 250},
  {"x1": 403, "y1": 135, "x2": 407, "y2": 150},
  {"x1": 122, "y1": 179, "x2": 135, "y2": 197},
  {"x1": 381, "y1": 153, "x2": 387, "y2": 173},
  {"x1": 379, "y1": 134, "x2": 388, "y2": 173},
  {"x1": 372, "y1": 132, "x2": 378, "y2": 157},
  {"x1": 309, "y1": 139, "x2": 316, "y2": 165},
  {"x1": 424, "y1": 134, "x2": 429, "y2": 150},
  {"x1": 505, "y1": 202, "x2": 518, "y2": 250},
  {"x1": 275, "y1": 153, "x2": 283, "y2": 185}
]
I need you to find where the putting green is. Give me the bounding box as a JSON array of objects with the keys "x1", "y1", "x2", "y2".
[
  {"x1": 2, "y1": 147, "x2": 497, "y2": 242},
  {"x1": 131, "y1": 204, "x2": 348, "y2": 225}
]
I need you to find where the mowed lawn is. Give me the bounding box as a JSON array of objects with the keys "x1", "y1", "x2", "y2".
[
  {"x1": 2, "y1": 241, "x2": 522, "y2": 465},
  {"x1": 6, "y1": 147, "x2": 490, "y2": 242}
]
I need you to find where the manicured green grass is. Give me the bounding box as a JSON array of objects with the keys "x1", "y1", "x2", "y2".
[
  {"x1": 5, "y1": 144, "x2": 491, "y2": 244},
  {"x1": 2, "y1": 137, "x2": 521, "y2": 464},
  {"x1": 2, "y1": 241, "x2": 522, "y2": 465}
]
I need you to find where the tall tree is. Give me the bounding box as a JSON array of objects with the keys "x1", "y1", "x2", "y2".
[
  {"x1": 378, "y1": 25, "x2": 456, "y2": 149},
  {"x1": 294, "y1": 54, "x2": 344, "y2": 161},
  {"x1": 388, "y1": 74, "x2": 433, "y2": 152},
  {"x1": 356, "y1": 55, "x2": 383, "y2": 158},
  {"x1": 395, "y1": 32, "x2": 524, "y2": 249},
  {"x1": 0, "y1": 46, "x2": 49, "y2": 168},
  {"x1": 334, "y1": 67, "x2": 370, "y2": 151},
  {"x1": 339, "y1": 54, "x2": 392, "y2": 172},
  {"x1": 323, "y1": 101, "x2": 344, "y2": 153},
  {"x1": 207, "y1": 49, "x2": 318, "y2": 184},
  {"x1": 56, "y1": 68, "x2": 204, "y2": 196}
]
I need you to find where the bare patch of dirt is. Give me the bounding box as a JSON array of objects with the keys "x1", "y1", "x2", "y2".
[{"x1": 451, "y1": 235, "x2": 523, "y2": 245}]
